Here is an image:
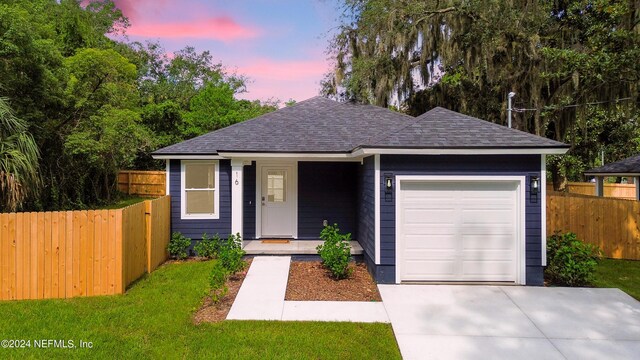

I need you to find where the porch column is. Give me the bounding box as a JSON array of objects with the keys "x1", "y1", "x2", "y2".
[
  {"x1": 636, "y1": 176, "x2": 640, "y2": 201},
  {"x1": 231, "y1": 159, "x2": 244, "y2": 240},
  {"x1": 595, "y1": 176, "x2": 604, "y2": 197}
]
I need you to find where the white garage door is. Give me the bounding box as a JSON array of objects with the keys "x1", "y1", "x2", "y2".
[{"x1": 398, "y1": 180, "x2": 519, "y2": 282}]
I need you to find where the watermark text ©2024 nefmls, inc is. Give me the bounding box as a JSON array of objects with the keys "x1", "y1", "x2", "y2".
[{"x1": 2, "y1": 339, "x2": 93, "y2": 349}]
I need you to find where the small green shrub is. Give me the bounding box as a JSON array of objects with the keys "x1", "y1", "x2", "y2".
[
  {"x1": 316, "y1": 223, "x2": 353, "y2": 279},
  {"x1": 194, "y1": 233, "x2": 221, "y2": 259},
  {"x1": 218, "y1": 233, "x2": 246, "y2": 275},
  {"x1": 168, "y1": 232, "x2": 191, "y2": 260},
  {"x1": 209, "y1": 262, "x2": 228, "y2": 303},
  {"x1": 545, "y1": 231, "x2": 601, "y2": 286}
]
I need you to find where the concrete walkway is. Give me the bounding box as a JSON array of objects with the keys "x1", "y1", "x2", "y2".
[{"x1": 226, "y1": 256, "x2": 389, "y2": 323}]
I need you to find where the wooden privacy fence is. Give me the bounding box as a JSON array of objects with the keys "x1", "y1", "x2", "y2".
[
  {"x1": 547, "y1": 191, "x2": 640, "y2": 260},
  {"x1": 118, "y1": 170, "x2": 166, "y2": 197},
  {"x1": 0, "y1": 196, "x2": 171, "y2": 301},
  {"x1": 547, "y1": 181, "x2": 636, "y2": 200}
]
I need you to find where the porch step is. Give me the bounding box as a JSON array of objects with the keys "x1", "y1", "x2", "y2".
[{"x1": 243, "y1": 240, "x2": 364, "y2": 255}]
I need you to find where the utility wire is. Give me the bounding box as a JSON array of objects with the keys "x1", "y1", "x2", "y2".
[{"x1": 513, "y1": 97, "x2": 634, "y2": 112}]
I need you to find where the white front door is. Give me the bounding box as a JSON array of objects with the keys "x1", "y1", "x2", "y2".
[{"x1": 260, "y1": 165, "x2": 294, "y2": 237}]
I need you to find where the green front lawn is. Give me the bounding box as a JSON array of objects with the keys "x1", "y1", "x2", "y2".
[
  {"x1": 593, "y1": 258, "x2": 640, "y2": 301},
  {"x1": 0, "y1": 261, "x2": 400, "y2": 359},
  {"x1": 98, "y1": 195, "x2": 149, "y2": 209}
]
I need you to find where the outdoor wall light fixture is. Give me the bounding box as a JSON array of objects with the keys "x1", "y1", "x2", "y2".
[
  {"x1": 385, "y1": 175, "x2": 393, "y2": 192},
  {"x1": 530, "y1": 176, "x2": 540, "y2": 203},
  {"x1": 531, "y1": 176, "x2": 540, "y2": 195}
]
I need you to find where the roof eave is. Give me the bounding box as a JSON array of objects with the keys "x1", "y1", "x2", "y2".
[{"x1": 352, "y1": 146, "x2": 570, "y2": 156}]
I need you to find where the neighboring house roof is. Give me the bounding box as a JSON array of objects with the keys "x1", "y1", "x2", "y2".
[
  {"x1": 153, "y1": 96, "x2": 568, "y2": 156},
  {"x1": 584, "y1": 154, "x2": 640, "y2": 175}
]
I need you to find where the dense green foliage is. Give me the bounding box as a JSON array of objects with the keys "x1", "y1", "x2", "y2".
[
  {"x1": 0, "y1": 0, "x2": 276, "y2": 211},
  {"x1": 168, "y1": 232, "x2": 191, "y2": 260},
  {"x1": 208, "y1": 233, "x2": 245, "y2": 304},
  {"x1": 0, "y1": 97, "x2": 40, "y2": 211},
  {"x1": 325, "y1": 0, "x2": 640, "y2": 186},
  {"x1": 545, "y1": 232, "x2": 601, "y2": 286},
  {"x1": 317, "y1": 224, "x2": 353, "y2": 279},
  {"x1": 194, "y1": 233, "x2": 221, "y2": 259},
  {"x1": 217, "y1": 233, "x2": 246, "y2": 275},
  {"x1": 0, "y1": 260, "x2": 402, "y2": 359},
  {"x1": 209, "y1": 261, "x2": 229, "y2": 303}
]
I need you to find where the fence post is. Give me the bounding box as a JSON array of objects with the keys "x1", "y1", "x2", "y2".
[
  {"x1": 127, "y1": 172, "x2": 132, "y2": 195},
  {"x1": 145, "y1": 200, "x2": 152, "y2": 273}
]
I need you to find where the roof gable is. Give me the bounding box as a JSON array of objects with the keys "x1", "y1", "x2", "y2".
[
  {"x1": 361, "y1": 107, "x2": 566, "y2": 149},
  {"x1": 585, "y1": 154, "x2": 640, "y2": 175}
]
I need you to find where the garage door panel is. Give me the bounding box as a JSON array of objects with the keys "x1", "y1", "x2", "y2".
[
  {"x1": 462, "y1": 260, "x2": 515, "y2": 279},
  {"x1": 404, "y1": 234, "x2": 456, "y2": 250},
  {"x1": 403, "y1": 223, "x2": 456, "y2": 235},
  {"x1": 403, "y1": 208, "x2": 456, "y2": 224},
  {"x1": 403, "y1": 260, "x2": 457, "y2": 280},
  {"x1": 399, "y1": 180, "x2": 519, "y2": 283},
  {"x1": 461, "y1": 235, "x2": 515, "y2": 250},
  {"x1": 461, "y1": 210, "x2": 514, "y2": 225}
]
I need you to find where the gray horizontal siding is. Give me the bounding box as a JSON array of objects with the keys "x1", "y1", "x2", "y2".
[
  {"x1": 170, "y1": 159, "x2": 232, "y2": 248},
  {"x1": 357, "y1": 156, "x2": 375, "y2": 265},
  {"x1": 378, "y1": 154, "x2": 543, "y2": 285},
  {"x1": 297, "y1": 162, "x2": 358, "y2": 239}
]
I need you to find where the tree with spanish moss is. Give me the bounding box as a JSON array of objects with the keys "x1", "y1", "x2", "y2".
[{"x1": 323, "y1": 0, "x2": 640, "y2": 187}]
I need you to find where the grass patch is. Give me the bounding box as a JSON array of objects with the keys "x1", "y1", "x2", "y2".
[
  {"x1": 99, "y1": 195, "x2": 149, "y2": 209},
  {"x1": 593, "y1": 258, "x2": 640, "y2": 301},
  {"x1": 0, "y1": 261, "x2": 400, "y2": 359}
]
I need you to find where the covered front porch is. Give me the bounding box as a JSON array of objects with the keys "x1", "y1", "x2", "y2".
[
  {"x1": 243, "y1": 240, "x2": 364, "y2": 255},
  {"x1": 230, "y1": 157, "x2": 366, "y2": 244}
]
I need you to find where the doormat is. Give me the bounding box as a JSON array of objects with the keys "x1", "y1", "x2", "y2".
[{"x1": 261, "y1": 239, "x2": 291, "y2": 244}]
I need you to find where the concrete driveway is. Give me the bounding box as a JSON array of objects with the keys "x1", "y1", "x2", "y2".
[{"x1": 378, "y1": 285, "x2": 640, "y2": 360}]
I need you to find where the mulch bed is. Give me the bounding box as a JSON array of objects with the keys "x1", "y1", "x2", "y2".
[
  {"x1": 285, "y1": 261, "x2": 382, "y2": 302},
  {"x1": 193, "y1": 258, "x2": 252, "y2": 324}
]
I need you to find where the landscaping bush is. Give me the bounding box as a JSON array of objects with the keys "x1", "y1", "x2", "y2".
[
  {"x1": 194, "y1": 233, "x2": 221, "y2": 259},
  {"x1": 316, "y1": 223, "x2": 353, "y2": 279},
  {"x1": 168, "y1": 232, "x2": 191, "y2": 260},
  {"x1": 545, "y1": 231, "x2": 601, "y2": 286},
  {"x1": 209, "y1": 262, "x2": 228, "y2": 303},
  {"x1": 218, "y1": 233, "x2": 246, "y2": 275}
]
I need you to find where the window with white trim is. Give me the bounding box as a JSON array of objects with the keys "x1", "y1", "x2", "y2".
[{"x1": 181, "y1": 160, "x2": 219, "y2": 219}]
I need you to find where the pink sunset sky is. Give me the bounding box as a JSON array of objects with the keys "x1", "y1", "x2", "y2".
[{"x1": 111, "y1": 0, "x2": 340, "y2": 104}]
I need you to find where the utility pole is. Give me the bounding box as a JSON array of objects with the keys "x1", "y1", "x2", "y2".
[{"x1": 507, "y1": 92, "x2": 515, "y2": 128}]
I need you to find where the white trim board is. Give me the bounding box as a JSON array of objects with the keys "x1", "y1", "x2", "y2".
[
  {"x1": 154, "y1": 154, "x2": 225, "y2": 160},
  {"x1": 394, "y1": 175, "x2": 527, "y2": 285},
  {"x1": 165, "y1": 160, "x2": 170, "y2": 196},
  {"x1": 374, "y1": 154, "x2": 381, "y2": 264},
  {"x1": 180, "y1": 160, "x2": 220, "y2": 220},
  {"x1": 255, "y1": 160, "x2": 298, "y2": 239},
  {"x1": 219, "y1": 152, "x2": 355, "y2": 159},
  {"x1": 154, "y1": 147, "x2": 569, "y2": 160},
  {"x1": 353, "y1": 148, "x2": 569, "y2": 156},
  {"x1": 541, "y1": 155, "x2": 547, "y2": 267}
]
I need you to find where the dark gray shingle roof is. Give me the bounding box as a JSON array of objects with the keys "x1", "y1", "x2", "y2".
[
  {"x1": 153, "y1": 97, "x2": 567, "y2": 155},
  {"x1": 585, "y1": 154, "x2": 640, "y2": 175},
  {"x1": 362, "y1": 107, "x2": 566, "y2": 149}
]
